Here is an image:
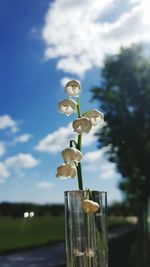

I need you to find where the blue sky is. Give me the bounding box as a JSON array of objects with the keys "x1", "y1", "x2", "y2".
[{"x1": 0, "y1": 0, "x2": 149, "y2": 204}]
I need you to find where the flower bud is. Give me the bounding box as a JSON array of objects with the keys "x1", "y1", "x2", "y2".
[
  {"x1": 72, "y1": 117, "x2": 92, "y2": 134},
  {"x1": 84, "y1": 109, "x2": 104, "y2": 126},
  {"x1": 56, "y1": 163, "x2": 77, "y2": 179},
  {"x1": 82, "y1": 199, "x2": 100, "y2": 214},
  {"x1": 62, "y1": 147, "x2": 82, "y2": 163},
  {"x1": 58, "y1": 99, "x2": 77, "y2": 116},
  {"x1": 65, "y1": 80, "x2": 81, "y2": 97}
]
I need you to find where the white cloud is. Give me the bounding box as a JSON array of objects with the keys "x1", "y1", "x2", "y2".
[
  {"x1": 0, "y1": 162, "x2": 10, "y2": 183},
  {"x1": 35, "y1": 123, "x2": 100, "y2": 153},
  {"x1": 83, "y1": 147, "x2": 118, "y2": 179},
  {"x1": 5, "y1": 153, "x2": 39, "y2": 169},
  {"x1": 0, "y1": 115, "x2": 18, "y2": 133},
  {"x1": 42, "y1": 0, "x2": 150, "y2": 77},
  {"x1": 37, "y1": 181, "x2": 54, "y2": 189},
  {"x1": 83, "y1": 146, "x2": 110, "y2": 163},
  {"x1": 99, "y1": 162, "x2": 117, "y2": 180},
  {"x1": 130, "y1": 0, "x2": 141, "y2": 3},
  {"x1": 142, "y1": 0, "x2": 150, "y2": 25},
  {"x1": 14, "y1": 133, "x2": 32, "y2": 143},
  {"x1": 0, "y1": 153, "x2": 39, "y2": 184},
  {"x1": 60, "y1": 77, "x2": 72, "y2": 87},
  {"x1": 35, "y1": 123, "x2": 74, "y2": 153},
  {"x1": 0, "y1": 142, "x2": 6, "y2": 156},
  {"x1": 83, "y1": 149, "x2": 105, "y2": 164},
  {"x1": 82, "y1": 125, "x2": 100, "y2": 147}
]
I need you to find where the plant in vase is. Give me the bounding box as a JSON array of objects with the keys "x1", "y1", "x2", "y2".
[{"x1": 56, "y1": 80, "x2": 108, "y2": 267}]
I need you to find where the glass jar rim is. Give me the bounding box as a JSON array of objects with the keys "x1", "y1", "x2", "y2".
[{"x1": 64, "y1": 190, "x2": 107, "y2": 194}]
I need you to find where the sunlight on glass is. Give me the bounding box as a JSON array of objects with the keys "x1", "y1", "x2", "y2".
[
  {"x1": 24, "y1": 212, "x2": 29, "y2": 218},
  {"x1": 29, "y1": 211, "x2": 35, "y2": 217}
]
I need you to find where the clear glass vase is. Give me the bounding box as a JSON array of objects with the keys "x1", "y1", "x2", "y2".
[{"x1": 64, "y1": 190, "x2": 108, "y2": 267}]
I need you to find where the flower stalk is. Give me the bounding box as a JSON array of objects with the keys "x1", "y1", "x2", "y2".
[
  {"x1": 70, "y1": 139, "x2": 77, "y2": 148},
  {"x1": 77, "y1": 97, "x2": 81, "y2": 118},
  {"x1": 56, "y1": 79, "x2": 104, "y2": 193},
  {"x1": 76, "y1": 97, "x2": 83, "y2": 190}
]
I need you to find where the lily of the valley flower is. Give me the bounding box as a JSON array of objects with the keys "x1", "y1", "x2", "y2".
[
  {"x1": 65, "y1": 80, "x2": 81, "y2": 97},
  {"x1": 58, "y1": 99, "x2": 77, "y2": 116},
  {"x1": 84, "y1": 109, "x2": 104, "y2": 126},
  {"x1": 72, "y1": 117, "x2": 92, "y2": 134},
  {"x1": 56, "y1": 163, "x2": 77, "y2": 179},
  {"x1": 82, "y1": 199, "x2": 100, "y2": 214},
  {"x1": 62, "y1": 147, "x2": 82, "y2": 163}
]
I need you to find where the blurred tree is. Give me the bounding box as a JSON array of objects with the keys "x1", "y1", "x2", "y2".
[
  {"x1": 108, "y1": 201, "x2": 134, "y2": 217},
  {"x1": 91, "y1": 45, "x2": 150, "y2": 266},
  {"x1": 0, "y1": 202, "x2": 64, "y2": 217}
]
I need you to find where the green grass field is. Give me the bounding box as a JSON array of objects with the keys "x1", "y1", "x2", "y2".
[
  {"x1": 108, "y1": 217, "x2": 130, "y2": 229},
  {"x1": 0, "y1": 216, "x2": 65, "y2": 254},
  {"x1": 0, "y1": 216, "x2": 129, "y2": 254}
]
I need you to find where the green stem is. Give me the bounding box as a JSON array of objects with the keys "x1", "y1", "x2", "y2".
[
  {"x1": 77, "y1": 97, "x2": 81, "y2": 118},
  {"x1": 77, "y1": 162, "x2": 83, "y2": 190},
  {"x1": 78, "y1": 134, "x2": 82, "y2": 150},
  {"x1": 76, "y1": 96, "x2": 83, "y2": 190},
  {"x1": 86, "y1": 188, "x2": 92, "y2": 200},
  {"x1": 70, "y1": 139, "x2": 77, "y2": 148}
]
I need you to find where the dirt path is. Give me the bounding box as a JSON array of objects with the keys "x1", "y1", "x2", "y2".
[
  {"x1": 0, "y1": 225, "x2": 136, "y2": 267},
  {"x1": 0, "y1": 243, "x2": 66, "y2": 267}
]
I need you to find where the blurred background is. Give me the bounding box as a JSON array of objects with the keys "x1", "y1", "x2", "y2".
[{"x1": 0, "y1": 0, "x2": 150, "y2": 266}]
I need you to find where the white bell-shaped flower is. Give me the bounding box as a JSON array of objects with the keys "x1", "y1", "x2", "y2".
[
  {"x1": 56, "y1": 163, "x2": 77, "y2": 179},
  {"x1": 58, "y1": 99, "x2": 77, "y2": 116},
  {"x1": 65, "y1": 80, "x2": 81, "y2": 97},
  {"x1": 82, "y1": 199, "x2": 100, "y2": 214},
  {"x1": 84, "y1": 109, "x2": 104, "y2": 126},
  {"x1": 62, "y1": 147, "x2": 82, "y2": 163},
  {"x1": 72, "y1": 117, "x2": 92, "y2": 134}
]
